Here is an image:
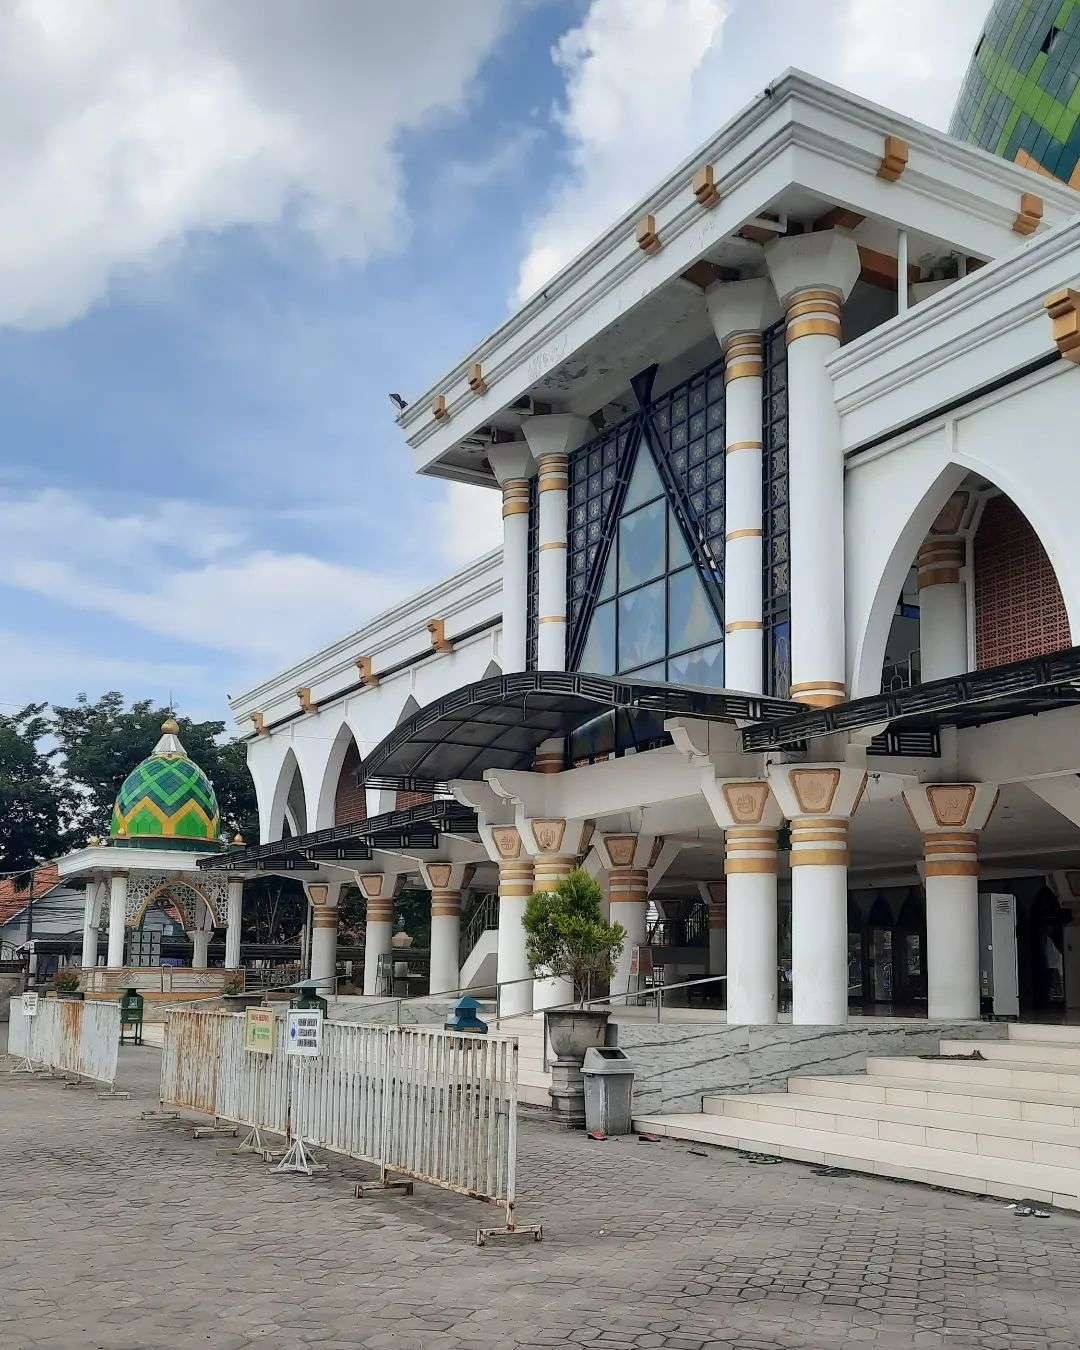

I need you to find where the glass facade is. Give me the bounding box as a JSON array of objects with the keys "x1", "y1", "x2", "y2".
[
  {"x1": 951, "y1": 0, "x2": 1080, "y2": 186},
  {"x1": 761, "y1": 321, "x2": 791, "y2": 699}
]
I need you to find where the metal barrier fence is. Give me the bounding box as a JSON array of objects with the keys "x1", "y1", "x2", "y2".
[
  {"x1": 159, "y1": 1010, "x2": 532, "y2": 1239},
  {"x1": 26, "y1": 999, "x2": 120, "y2": 1085}
]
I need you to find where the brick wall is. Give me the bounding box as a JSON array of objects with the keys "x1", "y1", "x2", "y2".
[
  {"x1": 395, "y1": 790, "x2": 433, "y2": 811},
  {"x1": 973, "y1": 495, "x2": 1071, "y2": 668},
  {"x1": 333, "y1": 743, "x2": 367, "y2": 826}
]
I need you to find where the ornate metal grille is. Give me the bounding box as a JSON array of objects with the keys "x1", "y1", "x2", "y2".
[
  {"x1": 565, "y1": 357, "x2": 727, "y2": 671},
  {"x1": 525, "y1": 477, "x2": 540, "y2": 670},
  {"x1": 762, "y1": 320, "x2": 791, "y2": 699}
]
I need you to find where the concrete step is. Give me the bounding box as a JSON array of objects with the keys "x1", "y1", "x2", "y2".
[
  {"x1": 632, "y1": 1111, "x2": 1080, "y2": 1211},
  {"x1": 940, "y1": 1037, "x2": 1080, "y2": 1069},
  {"x1": 702, "y1": 1091, "x2": 1080, "y2": 1168},
  {"x1": 1009, "y1": 1023, "x2": 1080, "y2": 1046},
  {"x1": 866, "y1": 1054, "x2": 1080, "y2": 1094},
  {"x1": 788, "y1": 1073, "x2": 1080, "y2": 1126}
]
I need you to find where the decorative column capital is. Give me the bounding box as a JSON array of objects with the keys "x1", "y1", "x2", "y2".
[
  {"x1": 902, "y1": 783, "x2": 999, "y2": 835},
  {"x1": 487, "y1": 439, "x2": 535, "y2": 486},
  {"x1": 520, "y1": 413, "x2": 592, "y2": 462},
  {"x1": 700, "y1": 777, "x2": 785, "y2": 832},
  {"x1": 767, "y1": 764, "x2": 868, "y2": 865},
  {"x1": 917, "y1": 538, "x2": 965, "y2": 590},
  {"x1": 417, "y1": 859, "x2": 476, "y2": 895},
  {"x1": 594, "y1": 832, "x2": 656, "y2": 871},
  {"x1": 763, "y1": 229, "x2": 861, "y2": 312},
  {"x1": 705, "y1": 276, "x2": 781, "y2": 352}
]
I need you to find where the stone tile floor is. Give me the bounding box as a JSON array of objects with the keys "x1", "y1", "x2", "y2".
[{"x1": 2, "y1": 1045, "x2": 1080, "y2": 1349}]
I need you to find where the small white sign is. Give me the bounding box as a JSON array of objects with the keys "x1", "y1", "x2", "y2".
[
  {"x1": 22, "y1": 992, "x2": 38, "y2": 1018},
  {"x1": 286, "y1": 1009, "x2": 322, "y2": 1057}
]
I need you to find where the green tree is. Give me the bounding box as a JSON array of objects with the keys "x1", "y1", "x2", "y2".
[
  {"x1": 51, "y1": 691, "x2": 258, "y2": 844},
  {"x1": 240, "y1": 875, "x2": 307, "y2": 944},
  {"x1": 0, "y1": 703, "x2": 66, "y2": 871},
  {"x1": 522, "y1": 869, "x2": 625, "y2": 1005}
]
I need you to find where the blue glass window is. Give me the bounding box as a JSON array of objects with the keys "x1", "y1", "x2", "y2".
[
  {"x1": 618, "y1": 499, "x2": 665, "y2": 590},
  {"x1": 579, "y1": 600, "x2": 616, "y2": 675},
  {"x1": 619, "y1": 580, "x2": 665, "y2": 670}
]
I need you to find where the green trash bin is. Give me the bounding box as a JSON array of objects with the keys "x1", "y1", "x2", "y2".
[
  {"x1": 119, "y1": 988, "x2": 144, "y2": 1046},
  {"x1": 290, "y1": 984, "x2": 328, "y2": 1016}
]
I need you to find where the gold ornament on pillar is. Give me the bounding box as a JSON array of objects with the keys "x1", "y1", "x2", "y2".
[
  {"x1": 721, "y1": 780, "x2": 771, "y2": 825},
  {"x1": 491, "y1": 825, "x2": 522, "y2": 860},
  {"x1": 790, "y1": 767, "x2": 842, "y2": 815}
]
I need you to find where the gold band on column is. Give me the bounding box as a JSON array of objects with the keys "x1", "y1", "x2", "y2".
[
  {"x1": 789, "y1": 678, "x2": 846, "y2": 708},
  {"x1": 786, "y1": 289, "x2": 842, "y2": 344},
  {"x1": 723, "y1": 332, "x2": 763, "y2": 384},
  {"x1": 725, "y1": 827, "x2": 779, "y2": 875},
  {"x1": 311, "y1": 908, "x2": 339, "y2": 929},
  {"x1": 430, "y1": 888, "x2": 462, "y2": 918},
  {"x1": 366, "y1": 899, "x2": 394, "y2": 923},
  {"x1": 533, "y1": 856, "x2": 575, "y2": 891},
  {"x1": 537, "y1": 453, "x2": 568, "y2": 493},
  {"x1": 923, "y1": 831, "x2": 979, "y2": 878},
  {"x1": 608, "y1": 866, "x2": 648, "y2": 904},
  {"x1": 502, "y1": 478, "x2": 531, "y2": 519},
  {"x1": 499, "y1": 860, "x2": 535, "y2": 897},
  {"x1": 533, "y1": 749, "x2": 564, "y2": 774},
  {"x1": 790, "y1": 817, "x2": 849, "y2": 867},
  {"x1": 726, "y1": 439, "x2": 763, "y2": 454},
  {"x1": 917, "y1": 539, "x2": 965, "y2": 590}
]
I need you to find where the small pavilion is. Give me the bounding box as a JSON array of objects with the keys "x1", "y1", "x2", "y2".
[{"x1": 56, "y1": 719, "x2": 247, "y2": 1000}]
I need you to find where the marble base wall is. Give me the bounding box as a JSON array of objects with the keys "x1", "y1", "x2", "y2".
[{"x1": 615, "y1": 1019, "x2": 1010, "y2": 1116}]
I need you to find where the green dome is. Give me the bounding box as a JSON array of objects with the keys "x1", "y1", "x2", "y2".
[{"x1": 109, "y1": 719, "x2": 221, "y2": 849}]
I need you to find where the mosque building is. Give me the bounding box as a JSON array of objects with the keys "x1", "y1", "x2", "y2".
[{"x1": 190, "y1": 49, "x2": 1080, "y2": 1038}]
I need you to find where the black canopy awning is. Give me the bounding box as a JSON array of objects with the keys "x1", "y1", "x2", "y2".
[
  {"x1": 742, "y1": 646, "x2": 1080, "y2": 753},
  {"x1": 360, "y1": 671, "x2": 798, "y2": 792},
  {"x1": 197, "y1": 799, "x2": 480, "y2": 873}
]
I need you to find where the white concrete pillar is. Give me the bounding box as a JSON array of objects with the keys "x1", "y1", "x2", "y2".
[
  {"x1": 81, "y1": 880, "x2": 100, "y2": 969},
  {"x1": 489, "y1": 442, "x2": 535, "y2": 675},
  {"x1": 522, "y1": 414, "x2": 591, "y2": 671},
  {"x1": 706, "y1": 278, "x2": 780, "y2": 695},
  {"x1": 190, "y1": 928, "x2": 211, "y2": 969},
  {"x1": 428, "y1": 889, "x2": 461, "y2": 996},
  {"x1": 917, "y1": 536, "x2": 967, "y2": 683},
  {"x1": 357, "y1": 873, "x2": 395, "y2": 997},
  {"x1": 224, "y1": 880, "x2": 243, "y2": 970},
  {"x1": 594, "y1": 833, "x2": 656, "y2": 1003},
  {"x1": 306, "y1": 881, "x2": 342, "y2": 992},
  {"x1": 491, "y1": 828, "x2": 534, "y2": 1016},
  {"x1": 705, "y1": 881, "x2": 727, "y2": 982},
  {"x1": 725, "y1": 829, "x2": 780, "y2": 1026},
  {"x1": 769, "y1": 764, "x2": 869, "y2": 1025},
  {"x1": 903, "y1": 783, "x2": 998, "y2": 1020},
  {"x1": 765, "y1": 231, "x2": 861, "y2": 708},
  {"x1": 106, "y1": 873, "x2": 128, "y2": 968}
]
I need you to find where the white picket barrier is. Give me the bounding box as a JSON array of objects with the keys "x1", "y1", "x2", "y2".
[
  {"x1": 160, "y1": 1010, "x2": 534, "y2": 1239},
  {"x1": 27, "y1": 998, "x2": 120, "y2": 1086}
]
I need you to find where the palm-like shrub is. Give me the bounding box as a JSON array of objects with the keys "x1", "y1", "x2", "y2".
[{"x1": 522, "y1": 868, "x2": 625, "y2": 1006}]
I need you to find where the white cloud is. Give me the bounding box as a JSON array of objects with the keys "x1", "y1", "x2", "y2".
[
  {"x1": 0, "y1": 485, "x2": 417, "y2": 667},
  {"x1": 0, "y1": 0, "x2": 507, "y2": 328},
  {"x1": 516, "y1": 0, "x2": 987, "y2": 303},
  {"x1": 434, "y1": 482, "x2": 504, "y2": 567}
]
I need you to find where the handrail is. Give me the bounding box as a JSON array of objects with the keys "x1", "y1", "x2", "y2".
[{"x1": 494, "y1": 972, "x2": 730, "y2": 1028}]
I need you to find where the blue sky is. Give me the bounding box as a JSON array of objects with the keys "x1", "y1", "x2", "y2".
[{"x1": 0, "y1": 0, "x2": 988, "y2": 725}]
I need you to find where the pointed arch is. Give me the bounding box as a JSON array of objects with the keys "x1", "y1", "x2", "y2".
[
  {"x1": 315, "y1": 720, "x2": 366, "y2": 829},
  {"x1": 267, "y1": 748, "x2": 308, "y2": 842}
]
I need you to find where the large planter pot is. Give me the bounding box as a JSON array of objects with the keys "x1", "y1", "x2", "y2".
[{"x1": 544, "y1": 1008, "x2": 609, "y2": 1126}]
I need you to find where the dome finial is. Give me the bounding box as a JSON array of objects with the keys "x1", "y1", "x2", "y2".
[{"x1": 162, "y1": 716, "x2": 179, "y2": 735}]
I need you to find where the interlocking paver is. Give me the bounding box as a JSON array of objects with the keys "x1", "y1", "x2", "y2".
[{"x1": 3, "y1": 1044, "x2": 1080, "y2": 1349}]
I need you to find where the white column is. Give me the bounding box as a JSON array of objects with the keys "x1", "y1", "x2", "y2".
[
  {"x1": 706, "y1": 278, "x2": 779, "y2": 695},
  {"x1": 428, "y1": 889, "x2": 461, "y2": 996},
  {"x1": 190, "y1": 929, "x2": 211, "y2": 969},
  {"x1": 224, "y1": 880, "x2": 243, "y2": 970},
  {"x1": 489, "y1": 442, "x2": 535, "y2": 675},
  {"x1": 769, "y1": 764, "x2": 868, "y2": 1025},
  {"x1": 81, "y1": 880, "x2": 100, "y2": 969},
  {"x1": 608, "y1": 866, "x2": 648, "y2": 1002},
  {"x1": 904, "y1": 784, "x2": 998, "y2": 1020},
  {"x1": 725, "y1": 829, "x2": 779, "y2": 1025},
  {"x1": 357, "y1": 873, "x2": 395, "y2": 996},
  {"x1": 496, "y1": 848, "x2": 534, "y2": 1017},
  {"x1": 765, "y1": 231, "x2": 861, "y2": 708},
  {"x1": 706, "y1": 882, "x2": 727, "y2": 981},
  {"x1": 106, "y1": 873, "x2": 128, "y2": 968},
  {"x1": 522, "y1": 414, "x2": 591, "y2": 671},
  {"x1": 917, "y1": 537, "x2": 967, "y2": 682},
  {"x1": 307, "y1": 881, "x2": 341, "y2": 992}
]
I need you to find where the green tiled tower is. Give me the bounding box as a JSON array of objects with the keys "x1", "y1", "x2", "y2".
[
  {"x1": 110, "y1": 718, "x2": 221, "y2": 849},
  {"x1": 951, "y1": 0, "x2": 1080, "y2": 185}
]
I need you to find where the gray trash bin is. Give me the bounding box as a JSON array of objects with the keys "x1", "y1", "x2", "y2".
[{"x1": 582, "y1": 1046, "x2": 635, "y2": 1135}]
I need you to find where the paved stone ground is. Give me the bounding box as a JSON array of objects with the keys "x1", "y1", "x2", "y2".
[{"x1": 3, "y1": 1046, "x2": 1080, "y2": 1349}]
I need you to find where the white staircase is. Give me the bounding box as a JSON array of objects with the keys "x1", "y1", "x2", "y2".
[{"x1": 635, "y1": 1023, "x2": 1080, "y2": 1211}]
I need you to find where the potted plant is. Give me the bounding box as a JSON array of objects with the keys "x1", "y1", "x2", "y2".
[
  {"x1": 54, "y1": 968, "x2": 83, "y2": 999},
  {"x1": 523, "y1": 868, "x2": 625, "y2": 1123},
  {"x1": 221, "y1": 971, "x2": 245, "y2": 997}
]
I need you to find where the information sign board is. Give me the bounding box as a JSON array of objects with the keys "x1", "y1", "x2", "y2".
[
  {"x1": 243, "y1": 1006, "x2": 275, "y2": 1055},
  {"x1": 285, "y1": 1009, "x2": 322, "y2": 1057},
  {"x1": 22, "y1": 992, "x2": 38, "y2": 1018}
]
